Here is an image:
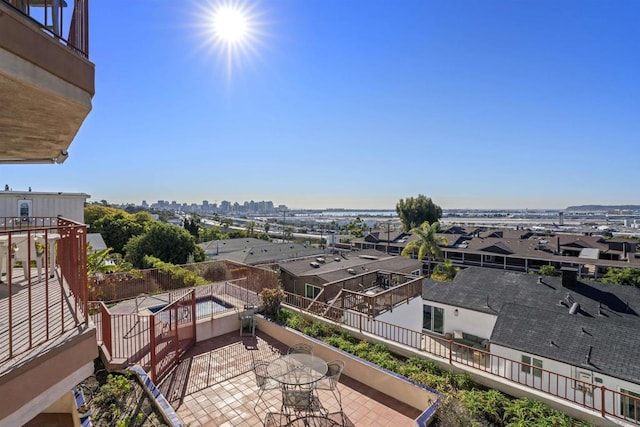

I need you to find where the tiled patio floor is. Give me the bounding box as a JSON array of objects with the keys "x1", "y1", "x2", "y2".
[{"x1": 159, "y1": 331, "x2": 422, "y2": 426}]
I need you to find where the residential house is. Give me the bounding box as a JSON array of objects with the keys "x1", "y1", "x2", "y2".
[
  {"x1": 0, "y1": 1, "x2": 95, "y2": 425},
  {"x1": 351, "y1": 229, "x2": 414, "y2": 255},
  {"x1": 439, "y1": 228, "x2": 639, "y2": 278},
  {"x1": 279, "y1": 249, "x2": 421, "y2": 299},
  {"x1": 355, "y1": 226, "x2": 639, "y2": 278},
  {"x1": 418, "y1": 267, "x2": 640, "y2": 423},
  {"x1": 0, "y1": 191, "x2": 89, "y2": 223},
  {"x1": 199, "y1": 237, "x2": 324, "y2": 267}
]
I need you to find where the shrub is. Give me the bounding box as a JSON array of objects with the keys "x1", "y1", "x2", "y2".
[
  {"x1": 539, "y1": 265, "x2": 559, "y2": 277},
  {"x1": 95, "y1": 374, "x2": 131, "y2": 405},
  {"x1": 142, "y1": 255, "x2": 206, "y2": 287},
  {"x1": 259, "y1": 286, "x2": 286, "y2": 316}
]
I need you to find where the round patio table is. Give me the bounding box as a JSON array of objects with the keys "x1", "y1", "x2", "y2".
[{"x1": 267, "y1": 353, "x2": 328, "y2": 387}]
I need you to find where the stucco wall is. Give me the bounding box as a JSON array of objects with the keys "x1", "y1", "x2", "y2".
[
  {"x1": 375, "y1": 296, "x2": 423, "y2": 332},
  {"x1": 196, "y1": 311, "x2": 241, "y2": 342},
  {"x1": 423, "y1": 299, "x2": 497, "y2": 339},
  {"x1": 491, "y1": 343, "x2": 640, "y2": 423},
  {"x1": 0, "y1": 192, "x2": 88, "y2": 223}
]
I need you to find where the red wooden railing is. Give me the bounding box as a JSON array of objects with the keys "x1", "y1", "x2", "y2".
[
  {"x1": 283, "y1": 292, "x2": 640, "y2": 425},
  {"x1": 0, "y1": 217, "x2": 88, "y2": 363}
]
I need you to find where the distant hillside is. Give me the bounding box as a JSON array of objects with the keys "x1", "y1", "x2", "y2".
[{"x1": 566, "y1": 205, "x2": 640, "y2": 211}]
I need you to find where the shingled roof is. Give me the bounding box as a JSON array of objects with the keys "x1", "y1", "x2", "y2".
[
  {"x1": 492, "y1": 304, "x2": 640, "y2": 384},
  {"x1": 422, "y1": 267, "x2": 640, "y2": 383}
]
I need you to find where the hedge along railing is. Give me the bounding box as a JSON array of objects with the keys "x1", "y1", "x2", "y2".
[
  {"x1": 282, "y1": 292, "x2": 640, "y2": 425},
  {"x1": 89, "y1": 259, "x2": 278, "y2": 303}
]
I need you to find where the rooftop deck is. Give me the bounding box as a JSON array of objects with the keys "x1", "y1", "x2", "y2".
[{"x1": 159, "y1": 331, "x2": 422, "y2": 426}]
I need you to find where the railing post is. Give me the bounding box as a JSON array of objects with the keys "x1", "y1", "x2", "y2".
[
  {"x1": 191, "y1": 289, "x2": 196, "y2": 341},
  {"x1": 101, "y1": 304, "x2": 112, "y2": 357},
  {"x1": 448, "y1": 339, "x2": 452, "y2": 364},
  {"x1": 149, "y1": 315, "x2": 156, "y2": 383},
  {"x1": 600, "y1": 385, "x2": 606, "y2": 418}
]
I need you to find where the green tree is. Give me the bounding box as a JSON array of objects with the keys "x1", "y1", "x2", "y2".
[
  {"x1": 284, "y1": 226, "x2": 294, "y2": 241},
  {"x1": 84, "y1": 205, "x2": 121, "y2": 229},
  {"x1": 87, "y1": 247, "x2": 132, "y2": 276},
  {"x1": 401, "y1": 221, "x2": 446, "y2": 276},
  {"x1": 246, "y1": 221, "x2": 256, "y2": 236},
  {"x1": 601, "y1": 267, "x2": 640, "y2": 287},
  {"x1": 91, "y1": 210, "x2": 153, "y2": 254},
  {"x1": 199, "y1": 226, "x2": 223, "y2": 242},
  {"x1": 347, "y1": 217, "x2": 367, "y2": 238},
  {"x1": 396, "y1": 194, "x2": 442, "y2": 232},
  {"x1": 264, "y1": 222, "x2": 270, "y2": 234},
  {"x1": 431, "y1": 259, "x2": 459, "y2": 281},
  {"x1": 538, "y1": 265, "x2": 559, "y2": 277},
  {"x1": 124, "y1": 222, "x2": 205, "y2": 268},
  {"x1": 183, "y1": 215, "x2": 201, "y2": 239}
]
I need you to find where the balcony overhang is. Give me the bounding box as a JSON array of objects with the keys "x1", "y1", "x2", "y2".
[
  {"x1": 0, "y1": 327, "x2": 97, "y2": 426},
  {"x1": 0, "y1": 2, "x2": 94, "y2": 164}
]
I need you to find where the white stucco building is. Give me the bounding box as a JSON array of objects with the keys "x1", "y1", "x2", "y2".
[{"x1": 0, "y1": 191, "x2": 88, "y2": 224}]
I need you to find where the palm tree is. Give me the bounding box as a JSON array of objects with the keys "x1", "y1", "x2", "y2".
[{"x1": 401, "y1": 221, "x2": 446, "y2": 277}]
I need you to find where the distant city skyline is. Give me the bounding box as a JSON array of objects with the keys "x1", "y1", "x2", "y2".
[
  {"x1": 2, "y1": 0, "x2": 638, "y2": 210},
  {"x1": 96, "y1": 195, "x2": 639, "y2": 212}
]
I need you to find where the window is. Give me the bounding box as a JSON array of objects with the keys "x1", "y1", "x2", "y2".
[
  {"x1": 422, "y1": 304, "x2": 444, "y2": 334},
  {"x1": 18, "y1": 199, "x2": 32, "y2": 220},
  {"x1": 411, "y1": 269, "x2": 420, "y2": 276},
  {"x1": 533, "y1": 358, "x2": 543, "y2": 378},
  {"x1": 304, "y1": 284, "x2": 321, "y2": 299},
  {"x1": 621, "y1": 389, "x2": 640, "y2": 422},
  {"x1": 521, "y1": 355, "x2": 542, "y2": 378}
]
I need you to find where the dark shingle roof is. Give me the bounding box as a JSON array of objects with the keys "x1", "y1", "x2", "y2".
[
  {"x1": 422, "y1": 267, "x2": 640, "y2": 382},
  {"x1": 492, "y1": 304, "x2": 640, "y2": 384},
  {"x1": 423, "y1": 267, "x2": 640, "y2": 319}
]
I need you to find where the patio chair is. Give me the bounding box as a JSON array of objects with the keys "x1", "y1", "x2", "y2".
[
  {"x1": 240, "y1": 304, "x2": 256, "y2": 337},
  {"x1": 314, "y1": 360, "x2": 345, "y2": 412},
  {"x1": 287, "y1": 343, "x2": 313, "y2": 356},
  {"x1": 263, "y1": 411, "x2": 291, "y2": 427},
  {"x1": 13, "y1": 234, "x2": 44, "y2": 281},
  {"x1": 281, "y1": 387, "x2": 322, "y2": 415},
  {"x1": 253, "y1": 360, "x2": 280, "y2": 411}
]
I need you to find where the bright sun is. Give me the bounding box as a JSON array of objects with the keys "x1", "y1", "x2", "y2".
[
  {"x1": 213, "y1": 6, "x2": 248, "y2": 44},
  {"x1": 194, "y1": 1, "x2": 263, "y2": 79}
]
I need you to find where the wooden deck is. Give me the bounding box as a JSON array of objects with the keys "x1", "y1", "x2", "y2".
[{"x1": 0, "y1": 267, "x2": 86, "y2": 374}]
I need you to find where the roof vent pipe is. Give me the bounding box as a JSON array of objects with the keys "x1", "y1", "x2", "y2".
[{"x1": 569, "y1": 302, "x2": 580, "y2": 315}]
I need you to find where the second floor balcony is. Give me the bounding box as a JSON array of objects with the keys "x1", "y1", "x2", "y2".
[
  {"x1": 0, "y1": 0, "x2": 94, "y2": 164},
  {"x1": 0, "y1": 217, "x2": 97, "y2": 426}
]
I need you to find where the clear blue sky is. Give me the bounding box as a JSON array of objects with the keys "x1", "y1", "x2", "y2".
[{"x1": 5, "y1": 0, "x2": 639, "y2": 210}]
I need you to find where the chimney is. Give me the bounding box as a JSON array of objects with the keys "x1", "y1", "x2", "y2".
[{"x1": 561, "y1": 267, "x2": 578, "y2": 288}]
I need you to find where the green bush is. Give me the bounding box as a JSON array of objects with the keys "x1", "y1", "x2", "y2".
[
  {"x1": 142, "y1": 255, "x2": 206, "y2": 287},
  {"x1": 259, "y1": 287, "x2": 286, "y2": 316},
  {"x1": 95, "y1": 374, "x2": 132, "y2": 405},
  {"x1": 539, "y1": 265, "x2": 559, "y2": 277}
]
